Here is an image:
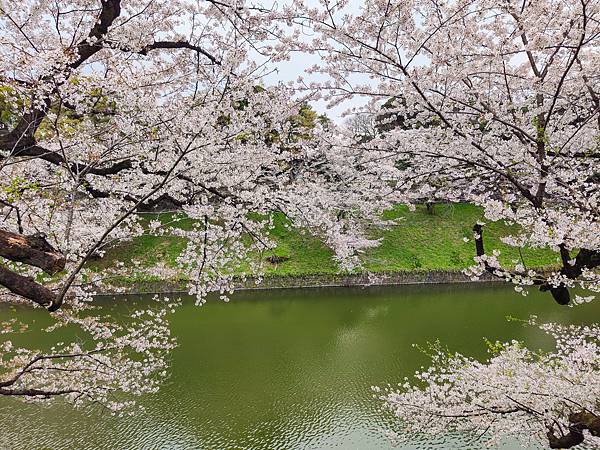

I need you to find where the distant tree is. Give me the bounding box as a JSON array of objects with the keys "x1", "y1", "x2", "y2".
[{"x1": 344, "y1": 113, "x2": 377, "y2": 141}]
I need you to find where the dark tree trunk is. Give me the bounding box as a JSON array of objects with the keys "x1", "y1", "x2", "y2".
[
  {"x1": 0, "y1": 229, "x2": 64, "y2": 309},
  {"x1": 473, "y1": 224, "x2": 600, "y2": 305},
  {"x1": 0, "y1": 264, "x2": 57, "y2": 308},
  {"x1": 547, "y1": 411, "x2": 600, "y2": 449},
  {"x1": 0, "y1": 230, "x2": 65, "y2": 274}
]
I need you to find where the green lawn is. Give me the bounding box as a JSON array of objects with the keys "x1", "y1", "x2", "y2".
[
  {"x1": 92, "y1": 203, "x2": 558, "y2": 281},
  {"x1": 363, "y1": 204, "x2": 555, "y2": 272}
]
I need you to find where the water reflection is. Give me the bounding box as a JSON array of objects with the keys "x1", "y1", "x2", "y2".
[{"x1": 1, "y1": 283, "x2": 597, "y2": 449}]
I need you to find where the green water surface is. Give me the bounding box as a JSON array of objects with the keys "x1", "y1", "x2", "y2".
[{"x1": 1, "y1": 283, "x2": 598, "y2": 449}]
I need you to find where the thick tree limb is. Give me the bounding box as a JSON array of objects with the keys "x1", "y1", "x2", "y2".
[
  {"x1": 139, "y1": 40, "x2": 220, "y2": 65},
  {"x1": 0, "y1": 140, "x2": 134, "y2": 176},
  {"x1": 0, "y1": 388, "x2": 78, "y2": 397},
  {"x1": 0, "y1": 0, "x2": 123, "y2": 144},
  {"x1": 0, "y1": 229, "x2": 65, "y2": 274},
  {"x1": 547, "y1": 411, "x2": 600, "y2": 449},
  {"x1": 0, "y1": 229, "x2": 63, "y2": 309},
  {"x1": 69, "y1": 0, "x2": 122, "y2": 70},
  {"x1": 0, "y1": 264, "x2": 57, "y2": 308},
  {"x1": 538, "y1": 246, "x2": 600, "y2": 305}
]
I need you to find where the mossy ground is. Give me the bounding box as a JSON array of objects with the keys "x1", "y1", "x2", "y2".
[{"x1": 92, "y1": 203, "x2": 558, "y2": 281}]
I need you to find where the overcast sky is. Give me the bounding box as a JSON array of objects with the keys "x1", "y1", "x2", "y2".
[{"x1": 258, "y1": 0, "x2": 369, "y2": 123}]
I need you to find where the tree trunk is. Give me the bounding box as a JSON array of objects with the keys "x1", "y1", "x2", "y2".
[
  {"x1": 547, "y1": 411, "x2": 600, "y2": 449},
  {"x1": 0, "y1": 229, "x2": 65, "y2": 274},
  {"x1": 0, "y1": 229, "x2": 64, "y2": 309},
  {"x1": 0, "y1": 265, "x2": 57, "y2": 308}
]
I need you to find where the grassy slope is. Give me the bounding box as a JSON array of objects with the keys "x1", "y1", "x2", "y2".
[
  {"x1": 364, "y1": 204, "x2": 555, "y2": 272},
  {"x1": 95, "y1": 203, "x2": 558, "y2": 281}
]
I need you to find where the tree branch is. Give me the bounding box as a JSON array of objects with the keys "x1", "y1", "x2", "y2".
[
  {"x1": 138, "y1": 41, "x2": 220, "y2": 65},
  {"x1": 0, "y1": 229, "x2": 65, "y2": 274},
  {"x1": 0, "y1": 264, "x2": 57, "y2": 308}
]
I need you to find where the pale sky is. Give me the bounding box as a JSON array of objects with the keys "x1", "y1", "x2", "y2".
[
  {"x1": 258, "y1": 0, "x2": 370, "y2": 123},
  {"x1": 261, "y1": 52, "x2": 369, "y2": 123}
]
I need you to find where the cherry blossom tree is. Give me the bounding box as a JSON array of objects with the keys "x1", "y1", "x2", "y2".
[
  {"x1": 377, "y1": 319, "x2": 600, "y2": 448},
  {"x1": 284, "y1": 0, "x2": 600, "y2": 304},
  {"x1": 282, "y1": 0, "x2": 600, "y2": 447},
  {"x1": 0, "y1": 0, "x2": 394, "y2": 409}
]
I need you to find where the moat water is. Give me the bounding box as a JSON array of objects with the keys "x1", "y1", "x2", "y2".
[{"x1": 1, "y1": 283, "x2": 598, "y2": 449}]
